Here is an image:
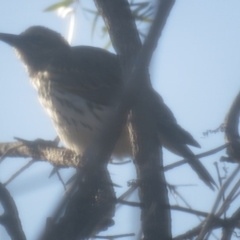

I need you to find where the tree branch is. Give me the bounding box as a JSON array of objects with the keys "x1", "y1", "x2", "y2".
[
  {"x1": 0, "y1": 183, "x2": 26, "y2": 240},
  {"x1": 94, "y1": 1, "x2": 175, "y2": 239},
  {"x1": 0, "y1": 141, "x2": 78, "y2": 167},
  {"x1": 224, "y1": 90, "x2": 240, "y2": 161}
]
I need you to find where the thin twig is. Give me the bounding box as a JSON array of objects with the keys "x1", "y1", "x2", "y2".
[
  {"x1": 93, "y1": 233, "x2": 135, "y2": 239},
  {"x1": 197, "y1": 165, "x2": 240, "y2": 239},
  {"x1": 4, "y1": 159, "x2": 35, "y2": 186}
]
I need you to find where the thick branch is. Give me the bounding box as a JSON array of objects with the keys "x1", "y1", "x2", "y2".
[
  {"x1": 40, "y1": 166, "x2": 116, "y2": 240},
  {"x1": 94, "y1": 1, "x2": 175, "y2": 239},
  {"x1": 224, "y1": 91, "x2": 240, "y2": 161},
  {"x1": 0, "y1": 141, "x2": 78, "y2": 167},
  {"x1": 0, "y1": 183, "x2": 26, "y2": 240}
]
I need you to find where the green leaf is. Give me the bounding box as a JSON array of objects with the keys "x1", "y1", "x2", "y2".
[
  {"x1": 130, "y1": 1, "x2": 153, "y2": 23},
  {"x1": 103, "y1": 40, "x2": 112, "y2": 50},
  {"x1": 44, "y1": 0, "x2": 74, "y2": 12},
  {"x1": 82, "y1": 8, "x2": 98, "y2": 14}
]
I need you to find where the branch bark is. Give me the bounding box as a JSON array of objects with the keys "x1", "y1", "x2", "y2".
[
  {"x1": 94, "y1": 1, "x2": 175, "y2": 239},
  {"x1": 0, "y1": 140, "x2": 78, "y2": 167},
  {"x1": 0, "y1": 183, "x2": 26, "y2": 240},
  {"x1": 224, "y1": 91, "x2": 240, "y2": 161}
]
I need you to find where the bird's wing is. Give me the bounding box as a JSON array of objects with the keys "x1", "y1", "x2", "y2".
[
  {"x1": 151, "y1": 91, "x2": 216, "y2": 189},
  {"x1": 152, "y1": 91, "x2": 200, "y2": 148},
  {"x1": 47, "y1": 46, "x2": 123, "y2": 106},
  {"x1": 47, "y1": 47, "x2": 215, "y2": 188}
]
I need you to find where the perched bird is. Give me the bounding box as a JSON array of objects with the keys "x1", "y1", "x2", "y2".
[{"x1": 0, "y1": 26, "x2": 215, "y2": 189}]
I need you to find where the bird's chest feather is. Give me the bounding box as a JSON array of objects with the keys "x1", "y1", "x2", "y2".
[{"x1": 30, "y1": 71, "x2": 114, "y2": 153}]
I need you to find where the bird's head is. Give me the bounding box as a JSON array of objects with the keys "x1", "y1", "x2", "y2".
[{"x1": 0, "y1": 26, "x2": 70, "y2": 71}]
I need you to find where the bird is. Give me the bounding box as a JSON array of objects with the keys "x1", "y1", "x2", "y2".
[{"x1": 0, "y1": 26, "x2": 216, "y2": 189}]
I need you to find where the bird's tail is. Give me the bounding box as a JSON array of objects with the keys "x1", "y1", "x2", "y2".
[
  {"x1": 187, "y1": 155, "x2": 216, "y2": 190},
  {"x1": 164, "y1": 142, "x2": 216, "y2": 190}
]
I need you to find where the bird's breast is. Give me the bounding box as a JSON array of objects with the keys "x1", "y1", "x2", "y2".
[{"x1": 30, "y1": 74, "x2": 131, "y2": 158}]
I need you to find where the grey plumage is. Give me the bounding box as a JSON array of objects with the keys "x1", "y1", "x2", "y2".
[{"x1": 0, "y1": 26, "x2": 216, "y2": 189}]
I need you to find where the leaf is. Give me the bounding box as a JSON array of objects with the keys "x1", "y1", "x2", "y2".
[
  {"x1": 82, "y1": 8, "x2": 101, "y2": 39},
  {"x1": 44, "y1": 0, "x2": 74, "y2": 12},
  {"x1": 103, "y1": 40, "x2": 112, "y2": 50},
  {"x1": 132, "y1": 2, "x2": 153, "y2": 20},
  {"x1": 91, "y1": 11, "x2": 101, "y2": 39},
  {"x1": 82, "y1": 8, "x2": 98, "y2": 14}
]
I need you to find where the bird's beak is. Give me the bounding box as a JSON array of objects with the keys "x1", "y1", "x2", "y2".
[{"x1": 0, "y1": 33, "x2": 22, "y2": 47}]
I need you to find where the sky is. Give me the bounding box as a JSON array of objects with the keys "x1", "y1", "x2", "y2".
[{"x1": 0, "y1": 1, "x2": 240, "y2": 239}]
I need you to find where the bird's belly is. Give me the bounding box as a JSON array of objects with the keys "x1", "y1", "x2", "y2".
[{"x1": 37, "y1": 90, "x2": 131, "y2": 159}]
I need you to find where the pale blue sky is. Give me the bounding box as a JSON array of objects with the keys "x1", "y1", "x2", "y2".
[{"x1": 0, "y1": 1, "x2": 240, "y2": 239}]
